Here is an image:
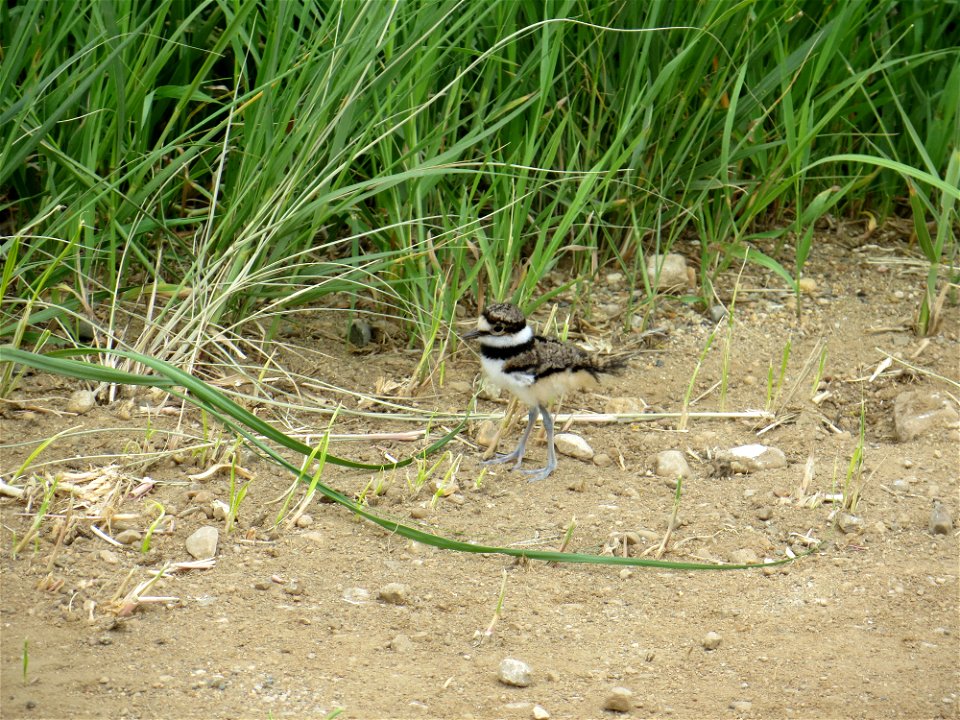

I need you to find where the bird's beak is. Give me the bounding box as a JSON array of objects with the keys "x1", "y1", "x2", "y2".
[{"x1": 462, "y1": 328, "x2": 483, "y2": 340}]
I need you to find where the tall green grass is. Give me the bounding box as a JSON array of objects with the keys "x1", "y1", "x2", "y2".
[{"x1": 2, "y1": 0, "x2": 958, "y2": 374}]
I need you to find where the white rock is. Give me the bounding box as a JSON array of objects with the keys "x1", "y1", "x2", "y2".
[
  {"x1": 653, "y1": 450, "x2": 691, "y2": 479},
  {"x1": 717, "y1": 444, "x2": 787, "y2": 473},
  {"x1": 185, "y1": 526, "x2": 219, "y2": 559},
  {"x1": 66, "y1": 389, "x2": 96, "y2": 414},
  {"x1": 647, "y1": 253, "x2": 690, "y2": 293},
  {"x1": 498, "y1": 658, "x2": 532, "y2": 687},
  {"x1": 554, "y1": 433, "x2": 594, "y2": 460},
  {"x1": 893, "y1": 390, "x2": 959, "y2": 442},
  {"x1": 730, "y1": 700, "x2": 753, "y2": 713},
  {"x1": 603, "y1": 686, "x2": 633, "y2": 712},
  {"x1": 532, "y1": 705, "x2": 550, "y2": 720}
]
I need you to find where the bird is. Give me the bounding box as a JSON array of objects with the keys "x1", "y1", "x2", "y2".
[{"x1": 464, "y1": 302, "x2": 624, "y2": 481}]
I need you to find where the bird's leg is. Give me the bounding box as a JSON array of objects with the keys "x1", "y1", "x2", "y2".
[
  {"x1": 482, "y1": 405, "x2": 539, "y2": 469},
  {"x1": 521, "y1": 404, "x2": 557, "y2": 482}
]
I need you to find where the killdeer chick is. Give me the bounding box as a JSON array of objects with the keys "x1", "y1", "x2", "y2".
[{"x1": 465, "y1": 302, "x2": 624, "y2": 481}]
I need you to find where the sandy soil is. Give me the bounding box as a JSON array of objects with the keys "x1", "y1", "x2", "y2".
[{"x1": 2, "y1": 232, "x2": 958, "y2": 719}]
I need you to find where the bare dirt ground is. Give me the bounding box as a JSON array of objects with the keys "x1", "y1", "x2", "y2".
[{"x1": 2, "y1": 232, "x2": 958, "y2": 720}]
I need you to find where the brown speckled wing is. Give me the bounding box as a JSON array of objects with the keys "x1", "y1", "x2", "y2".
[{"x1": 503, "y1": 337, "x2": 598, "y2": 380}]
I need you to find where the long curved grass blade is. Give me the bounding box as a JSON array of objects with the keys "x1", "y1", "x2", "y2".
[
  {"x1": 1, "y1": 345, "x2": 817, "y2": 570},
  {"x1": 0, "y1": 346, "x2": 460, "y2": 471}
]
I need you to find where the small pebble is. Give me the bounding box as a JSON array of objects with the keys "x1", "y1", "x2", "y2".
[
  {"x1": 347, "y1": 319, "x2": 373, "y2": 347},
  {"x1": 98, "y1": 549, "x2": 120, "y2": 564},
  {"x1": 716, "y1": 444, "x2": 787, "y2": 473},
  {"x1": 378, "y1": 583, "x2": 409, "y2": 605},
  {"x1": 295, "y1": 513, "x2": 314, "y2": 528},
  {"x1": 605, "y1": 397, "x2": 643, "y2": 414},
  {"x1": 114, "y1": 529, "x2": 141, "y2": 545},
  {"x1": 389, "y1": 634, "x2": 414, "y2": 653},
  {"x1": 342, "y1": 587, "x2": 370, "y2": 605},
  {"x1": 475, "y1": 420, "x2": 499, "y2": 449},
  {"x1": 728, "y1": 548, "x2": 759, "y2": 565},
  {"x1": 554, "y1": 433, "x2": 594, "y2": 460},
  {"x1": 647, "y1": 253, "x2": 689, "y2": 292},
  {"x1": 798, "y1": 277, "x2": 817, "y2": 294},
  {"x1": 837, "y1": 513, "x2": 864, "y2": 535},
  {"x1": 653, "y1": 450, "x2": 691, "y2": 479},
  {"x1": 929, "y1": 501, "x2": 954, "y2": 535},
  {"x1": 593, "y1": 453, "x2": 612, "y2": 468},
  {"x1": 730, "y1": 700, "x2": 753, "y2": 713},
  {"x1": 66, "y1": 389, "x2": 96, "y2": 414},
  {"x1": 603, "y1": 686, "x2": 634, "y2": 712},
  {"x1": 283, "y1": 579, "x2": 305, "y2": 596},
  {"x1": 185, "y1": 526, "x2": 219, "y2": 559},
  {"x1": 756, "y1": 506, "x2": 774, "y2": 521},
  {"x1": 533, "y1": 704, "x2": 550, "y2": 720},
  {"x1": 702, "y1": 631, "x2": 722, "y2": 650},
  {"x1": 498, "y1": 658, "x2": 532, "y2": 688}
]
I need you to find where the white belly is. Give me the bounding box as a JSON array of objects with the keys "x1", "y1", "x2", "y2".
[{"x1": 480, "y1": 356, "x2": 598, "y2": 407}]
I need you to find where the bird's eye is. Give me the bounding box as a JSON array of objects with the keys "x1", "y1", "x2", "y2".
[{"x1": 492, "y1": 323, "x2": 504, "y2": 333}]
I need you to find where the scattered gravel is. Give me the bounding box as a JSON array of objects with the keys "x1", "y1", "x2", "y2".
[{"x1": 498, "y1": 658, "x2": 532, "y2": 687}]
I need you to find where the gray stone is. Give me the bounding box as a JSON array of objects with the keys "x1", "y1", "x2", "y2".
[
  {"x1": 185, "y1": 526, "x2": 219, "y2": 559},
  {"x1": 498, "y1": 658, "x2": 532, "y2": 687},
  {"x1": 603, "y1": 686, "x2": 633, "y2": 712},
  {"x1": 653, "y1": 450, "x2": 691, "y2": 479},
  {"x1": 554, "y1": 433, "x2": 594, "y2": 460},
  {"x1": 894, "y1": 390, "x2": 959, "y2": 442}
]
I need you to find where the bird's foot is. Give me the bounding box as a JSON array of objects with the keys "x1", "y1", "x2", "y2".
[
  {"x1": 520, "y1": 464, "x2": 556, "y2": 483},
  {"x1": 482, "y1": 452, "x2": 522, "y2": 467}
]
